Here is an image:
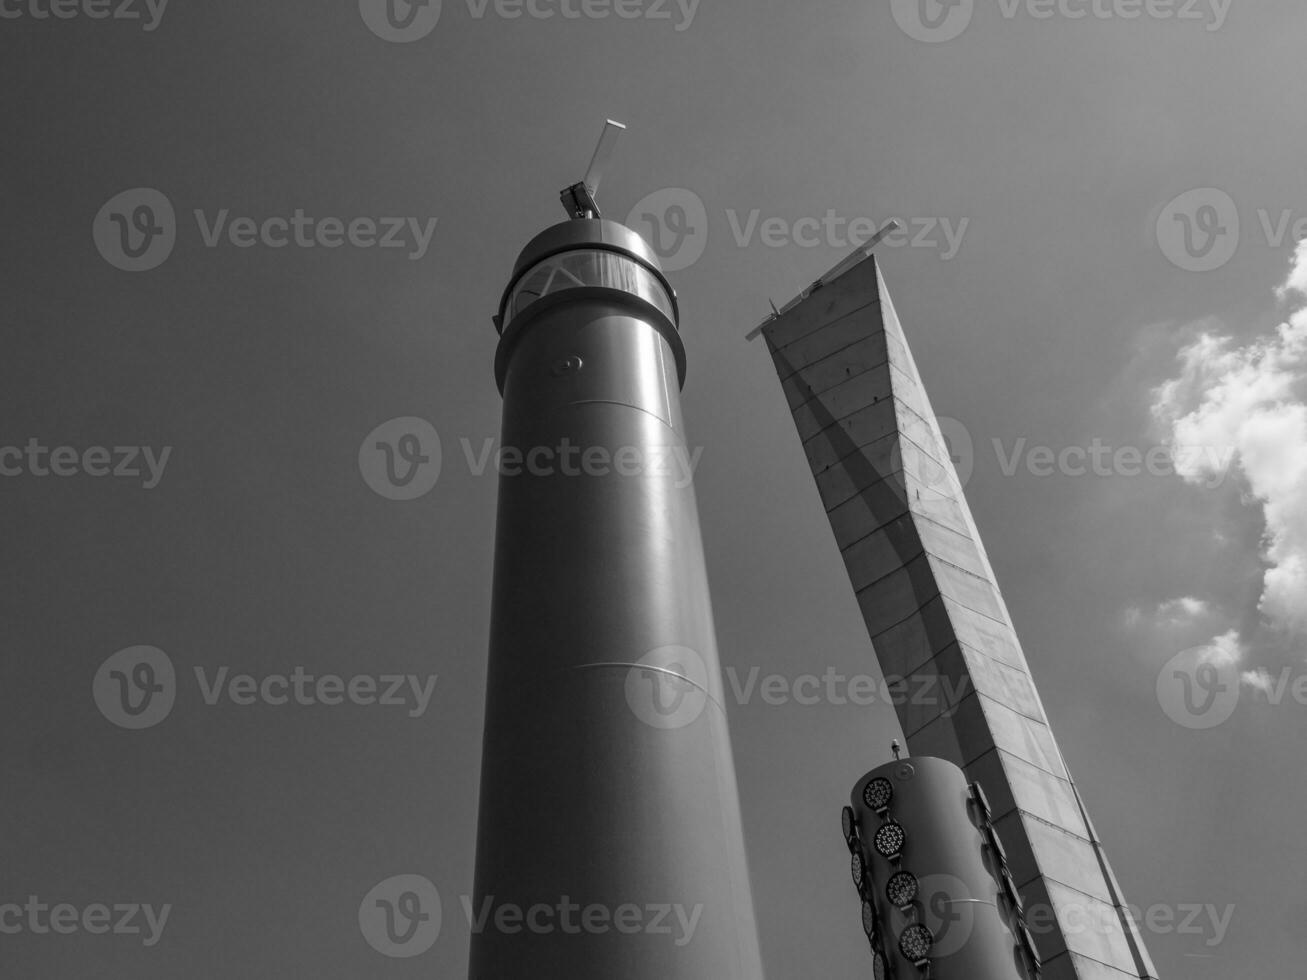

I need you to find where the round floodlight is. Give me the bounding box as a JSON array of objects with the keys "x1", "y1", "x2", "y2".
[
  {"x1": 842, "y1": 805, "x2": 857, "y2": 844},
  {"x1": 886, "y1": 871, "x2": 919, "y2": 908},
  {"x1": 872, "y1": 952, "x2": 887, "y2": 980},
  {"x1": 898, "y1": 923, "x2": 934, "y2": 962},
  {"x1": 851, "y1": 849, "x2": 866, "y2": 889},
  {"x1": 873, "y1": 820, "x2": 906, "y2": 859},
  {"x1": 863, "y1": 777, "x2": 893, "y2": 812},
  {"x1": 861, "y1": 899, "x2": 876, "y2": 937}
]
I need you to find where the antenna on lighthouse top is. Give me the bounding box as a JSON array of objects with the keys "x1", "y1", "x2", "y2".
[{"x1": 560, "y1": 119, "x2": 626, "y2": 220}]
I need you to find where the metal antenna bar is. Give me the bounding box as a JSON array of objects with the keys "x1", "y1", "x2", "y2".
[
  {"x1": 561, "y1": 119, "x2": 627, "y2": 219},
  {"x1": 584, "y1": 119, "x2": 626, "y2": 194}
]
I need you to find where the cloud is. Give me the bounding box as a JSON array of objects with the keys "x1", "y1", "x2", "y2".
[
  {"x1": 1121, "y1": 599, "x2": 1241, "y2": 686},
  {"x1": 1152, "y1": 244, "x2": 1307, "y2": 634},
  {"x1": 1277, "y1": 239, "x2": 1307, "y2": 300},
  {"x1": 1123, "y1": 595, "x2": 1214, "y2": 633},
  {"x1": 1158, "y1": 596, "x2": 1210, "y2": 620},
  {"x1": 1199, "y1": 629, "x2": 1244, "y2": 667},
  {"x1": 1241, "y1": 668, "x2": 1276, "y2": 694}
]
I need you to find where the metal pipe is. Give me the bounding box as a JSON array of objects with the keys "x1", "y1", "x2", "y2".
[{"x1": 846, "y1": 755, "x2": 1038, "y2": 978}]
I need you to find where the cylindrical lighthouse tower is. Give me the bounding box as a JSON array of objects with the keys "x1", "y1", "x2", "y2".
[{"x1": 468, "y1": 216, "x2": 764, "y2": 978}]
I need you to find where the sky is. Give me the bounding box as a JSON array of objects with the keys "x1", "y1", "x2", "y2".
[{"x1": 3, "y1": 0, "x2": 1306, "y2": 976}]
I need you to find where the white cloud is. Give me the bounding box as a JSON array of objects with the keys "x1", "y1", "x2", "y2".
[
  {"x1": 1122, "y1": 598, "x2": 1231, "y2": 671},
  {"x1": 1152, "y1": 245, "x2": 1307, "y2": 634},
  {"x1": 1124, "y1": 595, "x2": 1212, "y2": 631},
  {"x1": 1158, "y1": 596, "x2": 1210, "y2": 620},
  {"x1": 1277, "y1": 239, "x2": 1307, "y2": 300},
  {"x1": 1241, "y1": 668, "x2": 1276, "y2": 694},
  {"x1": 1207, "y1": 630, "x2": 1243, "y2": 665},
  {"x1": 1197, "y1": 629, "x2": 1245, "y2": 667}
]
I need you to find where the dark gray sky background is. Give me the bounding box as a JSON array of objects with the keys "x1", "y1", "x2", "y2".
[{"x1": 3, "y1": 1, "x2": 1305, "y2": 976}]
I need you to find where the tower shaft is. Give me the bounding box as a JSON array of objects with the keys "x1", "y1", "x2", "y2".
[
  {"x1": 758, "y1": 254, "x2": 1158, "y2": 980},
  {"x1": 470, "y1": 219, "x2": 763, "y2": 979}
]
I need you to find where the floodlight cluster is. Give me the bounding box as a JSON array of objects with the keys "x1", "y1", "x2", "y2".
[{"x1": 873, "y1": 820, "x2": 906, "y2": 860}]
